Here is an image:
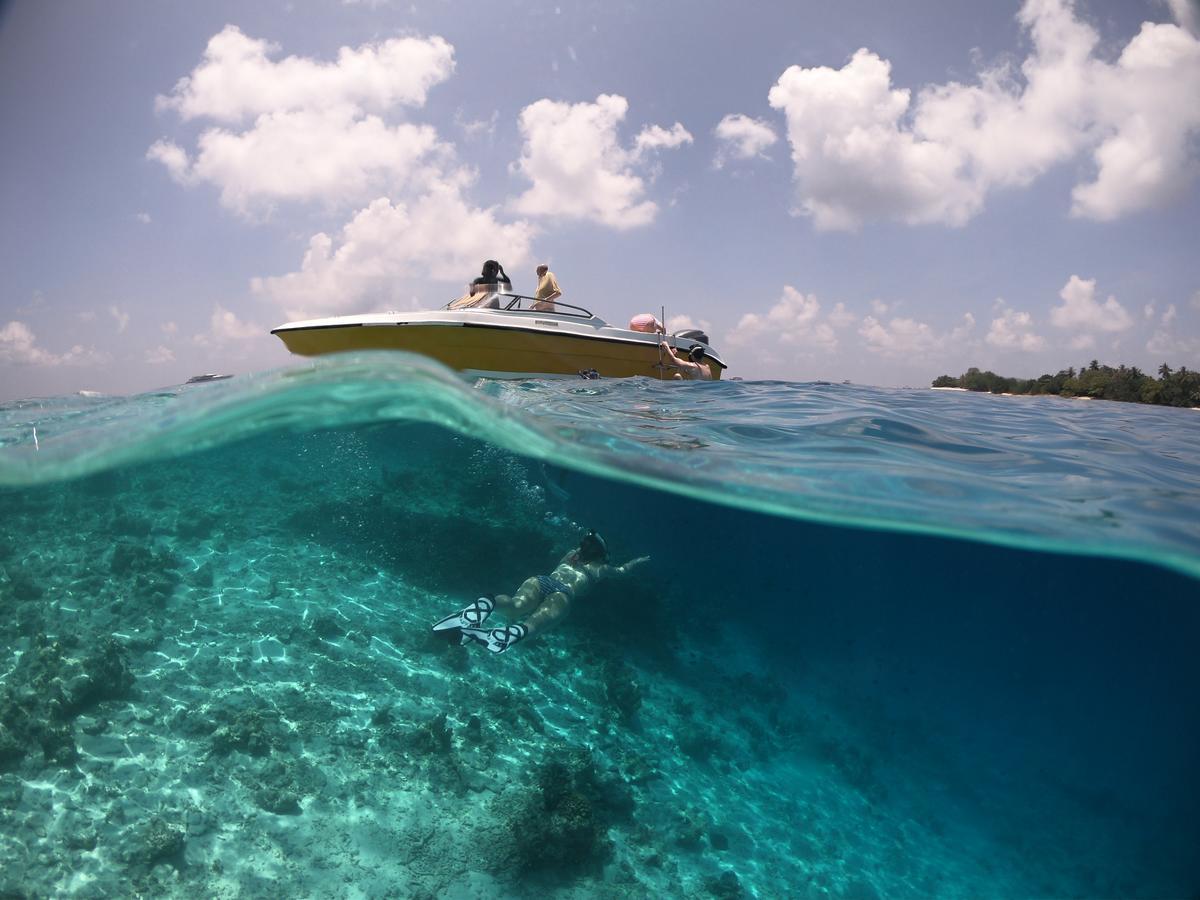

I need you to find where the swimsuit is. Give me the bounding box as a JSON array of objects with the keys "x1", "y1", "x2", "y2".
[{"x1": 536, "y1": 574, "x2": 573, "y2": 598}]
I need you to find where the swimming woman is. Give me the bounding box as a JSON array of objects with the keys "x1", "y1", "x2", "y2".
[{"x1": 432, "y1": 531, "x2": 650, "y2": 653}]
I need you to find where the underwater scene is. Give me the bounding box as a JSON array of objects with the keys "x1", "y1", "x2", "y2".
[{"x1": 0, "y1": 353, "x2": 1198, "y2": 899}]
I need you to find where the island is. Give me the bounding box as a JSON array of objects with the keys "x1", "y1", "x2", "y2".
[{"x1": 932, "y1": 362, "x2": 1200, "y2": 408}]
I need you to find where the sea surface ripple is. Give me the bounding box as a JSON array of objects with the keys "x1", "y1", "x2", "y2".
[{"x1": 2, "y1": 352, "x2": 1198, "y2": 578}]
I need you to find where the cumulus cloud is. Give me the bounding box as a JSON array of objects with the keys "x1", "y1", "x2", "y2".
[
  {"x1": 150, "y1": 28, "x2": 459, "y2": 214},
  {"x1": 510, "y1": 94, "x2": 691, "y2": 229},
  {"x1": 666, "y1": 314, "x2": 713, "y2": 336},
  {"x1": 145, "y1": 345, "x2": 175, "y2": 364},
  {"x1": 1147, "y1": 329, "x2": 1200, "y2": 360},
  {"x1": 1167, "y1": 0, "x2": 1200, "y2": 37},
  {"x1": 109, "y1": 306, "x2": 130, "y2": 334},
  {"x1": 155, "y1": 27, "x2": 538, "y2": 315},
  {"x1": 633, "y1": 122, "x2": 694, "y2": 157},
  {"x1": 713, "y1": 114, "x2": 778, "y2": 167},
  {"x1": 156, "y1": 26, "x2": 453, "y2": 123},
  {"x1": 1049, "y1": 275, "x2": 1134, "y2": 342},
  {"x1": 986, "y1": 304, "x2": 1045, "y2": 351},
  {"x1": 727, "y1": 286, "x2": 845, "y2": 352},
  {"x1": 192, "y1": 304, "x2": 264, "y2": 347},
  {"x1": 0, "y1": 321, "x2": 104, "y2": 367},
  {"x1": 765, "y1": 0, "x2": 1200, "y2": 229},
  {"x1": 151, "y1": 109, "x2": 451, "y2": 214},
  {"x1": 859, "y1": 312, "x2": 976, "y2": 356},
  {"x1": 1070, "y1": 19, "x2": 1200, "y2": 219},
  {"x1": 211, "y1": 305, "x2": 261, "y2": 340},
  {"x1": 253, "y1": 186, "x2": 535, "y2": 318},
  {"x1": 147, "y1": 140, "x2": 191, "y2": 182}
]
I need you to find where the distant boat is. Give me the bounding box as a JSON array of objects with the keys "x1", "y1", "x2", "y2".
[
  {"x1": 271, "y1": 288, "x2": 727, "y2": 380},
  {"x1": 185, "y1": 374, "x2": 233, "y2": 384}
]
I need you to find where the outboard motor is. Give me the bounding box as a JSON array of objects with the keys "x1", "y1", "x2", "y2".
[{"x1": 674, "y1": 328, "x2": 710, "y2": 346}]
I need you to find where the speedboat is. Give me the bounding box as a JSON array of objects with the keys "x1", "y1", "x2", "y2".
[{"x1": 271, "y1": 288, "x2": 727, "y2": 380}]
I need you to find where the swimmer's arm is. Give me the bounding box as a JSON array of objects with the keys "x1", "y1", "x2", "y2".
[
  {"x1": 605, "y1": 556, "x2": 650, "y2": 577},
  {"x1": 658, "y1": 342, "x2": 686, "y2": 367}
]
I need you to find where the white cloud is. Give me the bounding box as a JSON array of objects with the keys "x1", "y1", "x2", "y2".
[
  {"x1": 1147, "y1": 330, "x2": 1200, "y2": 360},
  {"x1": 210, "y1": 305, "x2": 261, "y2": 341},
  {"x1": 665, "y1": 314, "x2": 713, "y2": 335},
  {"x1": 147, "y1": 140, "x2": 191, "y2": 182},
  {"x1": 162, "y1": 321, "x2": 178, "y2": 335},
  {"x1": 828, "y1": 302, "x2": 856, "y2": 327},
  {"x1": 109, "y1": 305, "x2": 130, "y2": 334},
  {"x1": 986, "y1": 305, "x2": 1045, "y2": 351},
  {"x1": 728, "y1": 286, "x2": 842, "y2": 352},
  {"x1": 1070, "y1": 20, "x2": 1200, "y2": 219},
  {"x1": 1192, "y1": 289, "x2": 1200, "y2": 310},
  {"x1": 155, "y1": 26, "x2": 537, "y2": 314},
  {"x1": 150, "y1": 28, "x2": 460, "y2": 215},
  {"x1": 713, "y1": 114, "x2": 778, "y2": 167},
  {"x1": 0, "y1": 321, "x2": 104, "y2": 367},
  {"x1": 155, "y1": 26, "x2": 453, "y2": 123},
  {"x1": 0, "y1": 321, "x2": 55, "y2": 365},
  {"x1": 1162, "y1": 303, "x2": 1178, "y2": 325},
  {"x1": 859, "y1": 312, "x2": 976, "y2": 356},
  {"x1": 870, "y1": 299, "x2": 890, "y2": 316},
  {"x1": 1167, "y1": 0, "x2": 1200, "y2": 37},
  {"x1": 254, "y1": 186, "x2": 535, "y2": 318},
  {"x1": 455, "y1": 109, "x2": 498, "y2": 141},
  {"x1": 509, "y1": 94, "x2": 690, "y2": 229},
  {"x1": 145, "y1": 345, "x2": 175, "y2": 364},
  {"x1": 153, "y1": 109, "x2": 451, "y2": 214},
  {"x1": 1144, "y1": 302, "x2": 1156, "y2": 319},
  {"x1": 135, "y1": 212, "x2": 152, "y2": 224},
  {"x1": 633, "y1": 122, "x2": 694, "y2": 158},
  {"x1": 765, "y1": 0, "x2": 1200, "y2": 230},
  {"x1": 859, "y1": 316, "x2": 939, "y2": 355},
  {"x1": 1049, "y1": 275, "x2": 1134, "y2": 336}
]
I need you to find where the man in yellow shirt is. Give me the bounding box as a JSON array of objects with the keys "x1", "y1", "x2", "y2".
[{"x1": 532, "y1": 264, "x2": 562, "y2": 311}]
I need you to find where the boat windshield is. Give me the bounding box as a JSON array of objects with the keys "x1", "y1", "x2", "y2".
[{"x1": 443, "y1": 293, "x2": 594, "y2": 318}]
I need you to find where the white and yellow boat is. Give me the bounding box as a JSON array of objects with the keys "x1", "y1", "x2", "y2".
[{"x1": 271, "y1": 289, "x2": 727, "y2": 380}]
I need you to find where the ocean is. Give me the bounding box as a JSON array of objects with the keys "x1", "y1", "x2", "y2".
[{"x1": 0, "y1": 351, "x2": 1197, "y2": 899}]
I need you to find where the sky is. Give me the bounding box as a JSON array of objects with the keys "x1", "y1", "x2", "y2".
[{"x1": 1, "y1": 0, "x2": 1199, "y2": 398}]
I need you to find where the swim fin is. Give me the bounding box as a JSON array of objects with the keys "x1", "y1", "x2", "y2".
[
  {"x1": 459, "y1": 623, "x2": 528, "y2": 654},
  {"x1": 432, "y1": 596, "x2": 495, "y2": 632}
]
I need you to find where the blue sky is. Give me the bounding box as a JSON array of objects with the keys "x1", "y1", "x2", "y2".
[{"x1": 2, "y1": 0, "x2": 1198, "y2": 398}]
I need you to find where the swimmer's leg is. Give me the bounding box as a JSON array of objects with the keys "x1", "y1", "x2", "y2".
[
  {"x1": 431, "y1": 596, "x2": 494, "y2": 632},
  {"x1": 460, "y1": 591, "x2": 570, "y2": 653},
  {"x1": 459, "y1": 623, "x2": 528, "y2": 653}
]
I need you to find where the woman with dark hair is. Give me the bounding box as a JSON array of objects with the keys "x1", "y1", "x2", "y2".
[
  {"x1": 432, "y1": 531, "x2": 650, "y2": 653},
  {"x1": 658, "y1": 341, "x2": 713, "y2": 380},
  {"x1": 471, "y1": 259, "x2": 512, "y2": 291}
]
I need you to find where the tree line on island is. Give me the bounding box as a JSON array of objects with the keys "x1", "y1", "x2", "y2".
[{"x1": 932, "y1": 361, "x2": 1200, "y2": 407}]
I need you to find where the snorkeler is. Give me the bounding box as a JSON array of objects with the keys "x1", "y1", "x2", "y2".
[{"x1": 432, "y1": 531, "x2": 650, "y2": 653}]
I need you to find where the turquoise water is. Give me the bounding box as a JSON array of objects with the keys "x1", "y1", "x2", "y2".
[{"x1": 1, "y1": 352, "x2": 1197, "y2": 897}]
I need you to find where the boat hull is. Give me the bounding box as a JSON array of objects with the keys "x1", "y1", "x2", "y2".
[{"x1": 273, "y1": 320, "x2": 724, "y2": 380}]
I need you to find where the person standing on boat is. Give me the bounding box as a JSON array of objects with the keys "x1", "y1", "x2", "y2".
[
  {"x1": 471, "y1": 259, "x2": 512, "y2": 293},
  {"x1": 531, "y1": 264, "x2": 562, "y2": 311},
  {"x1": 431, "y1": 532, "x2": 650, "y2": 653},
  {"x1": 658, "y1": 342, "x2": 713, "y2": 380}
]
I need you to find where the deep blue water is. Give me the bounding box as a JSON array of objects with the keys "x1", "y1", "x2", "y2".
[{"x1": 0, "y1": 352, "x2": 1197, "y2": 898}]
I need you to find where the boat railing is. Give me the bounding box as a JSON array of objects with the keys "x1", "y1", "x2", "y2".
[
  {"x1": 500, "y1": 294, "x2": 594, "y2": 318},
  {"x1": 444, "y1": 292, "x2": 594, "y2": 318}
]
